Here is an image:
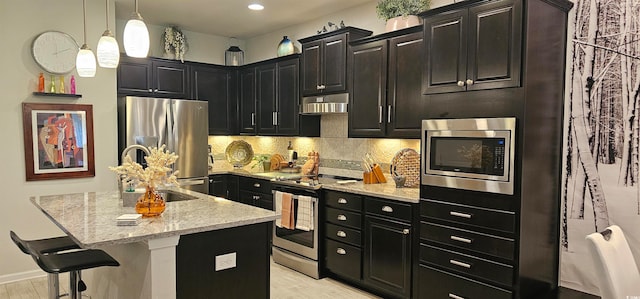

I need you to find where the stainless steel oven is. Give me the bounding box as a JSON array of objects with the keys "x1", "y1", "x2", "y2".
[
  {"x1": 421, "y1": 117, "x2": 516, "y2": 195},
  {"x1": 272, "y1": 184, "x2": 321, "y2": 279}
]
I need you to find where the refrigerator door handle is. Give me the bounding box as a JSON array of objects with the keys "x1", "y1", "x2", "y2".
[{"x1": 177, "y1": 178, "x2": 207, "y2": 186}]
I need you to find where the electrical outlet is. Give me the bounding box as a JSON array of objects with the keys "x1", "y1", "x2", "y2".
[{"x1": 215, "y1": 252, "x2": 237, "y2": 271}]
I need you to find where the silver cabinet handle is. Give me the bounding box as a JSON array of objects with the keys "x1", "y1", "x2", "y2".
[
  {"x1": 209, "y1": 179, "x2": 213, "y2": 183},
  {"x1": 272, "y1": 112, "x2": 276, "y2": 126},
  {"x1": 337, "y1": 215, "x2": 347, "y2": 221},
  {"x1": 466, "y1": 79, "x2": 474, "y2": 85},
  {"x1": 253, "y1": 195, "x2": 260, "y2": 200},
  {"x1": 457, "y1": 81, "x2": 465, "y2": 87},
  {"x1": 148, "y1": 88, "x2": 153, "y2": 92},
  {"x1": 449, "y1": 294, "x2": 465, "y2": 299},
  {"x1": 402, "y1": 229, "x2": 410, "y2": 235},
  {"x1": 336, "y1": 248, "x2": 346, "y2": 255},
  {"x1": 450, "y1": 211, "x2": 472, "y2": 219},
  {"x1": 337, "y1": 198, "x2": 347, "y2": 204},
  {"x1": 378, "y1": 106, "x2": 383, "y2": 124},
  {"x1": 337, "y1": 231, "x2": 347, "y2": 238},
  {"x1": 253, "y1": 183, "x2": 261, "y2": 188},
  {"x1": 382, "y1": 206, "x2": 393, "y2": 213},
  {"x1": 449, "y1": 259, "x2": 471, "y2": 268},
  {"x1": 387, "y1": 105, "x2": 392, "y2": 123},
  {"x1": 450, "y1": 235, "x2": 472, "y2": 244},
  {"x1": 154, "y1": 89, "x2": 159, "y2": 92},
  {"x1": 251, "y1": 112, "x2": 255, "y2": 126},
  {"x1": 275, "y1": 111, "x2": 279, "y2": 125},
  {"x1": 316, "y1": 84, "x2": 321, "y2": 90}
]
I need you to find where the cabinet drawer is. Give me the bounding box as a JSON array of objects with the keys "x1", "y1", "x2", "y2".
[
  {"x1": 326, "y1": 207, "x2": 362, "y2": 229},
  {"x1": 365, "y1": 198, "x2": 412, "y2": 222},
  {"x1": 325, "y1": 239, "x2": 362, "y2": 280},
  {"x1": 420, "y1": 222, "x2": 514, "y2": 260},
  {"x1": 421, "y1": 199, "x2": 515, "y2": 233},
  {"x1": 238, "y1": 177, "x2": 272, "y2": 194},
  {"x1": 418, "y1": 264, "x2": 512, "y2": 299},
  {"x1": 326, "y1": 223, "x2": 361, "y2": 247},
  {"x1": 325, "y1": 191, "x2": 362, "y2": 211},
  {"x1": 420, "y1": 244, "x2": 513, "y2": 286},
  {"x1": 239, "y1": 190, "x2": 273, "y2": 210}
]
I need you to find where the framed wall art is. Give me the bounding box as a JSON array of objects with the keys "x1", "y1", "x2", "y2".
[{"x1": 22, "y1": 103, "x2": 95, "y2": 181}]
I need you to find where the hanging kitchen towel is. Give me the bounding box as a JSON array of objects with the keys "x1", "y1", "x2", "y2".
[
  {"x1": 281, "y1": 192, "x2": 295, "y2": 229},
  {"x1": 274, "y1": 191, "x2": 283, "y2": 228},
  {"x1": 295, "y1": 195, "x2": 314, "y2": 231}
]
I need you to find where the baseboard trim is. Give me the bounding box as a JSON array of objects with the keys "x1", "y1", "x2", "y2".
[{"x1": 0, "y1": 270, "x2": 46, "y2": 285}]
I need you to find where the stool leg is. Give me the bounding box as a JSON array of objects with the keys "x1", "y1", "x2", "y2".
[
  {"x1": 69, "y1": 271, "x2": 79, "y2": 299},
  {"x1": 47, "y1": 273, "x2": 60, "y2": 299}
]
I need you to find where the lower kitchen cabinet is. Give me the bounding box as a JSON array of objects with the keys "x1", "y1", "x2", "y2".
[
  {"x1": 208, "y1": 174, "x2": 239, "y2": 202},
  {"x1": 418, "y1": 264, "x2": 512, "y2": 299},
  {"x1": 238, "y1": 176, "x2": 273, "y2": 210}
]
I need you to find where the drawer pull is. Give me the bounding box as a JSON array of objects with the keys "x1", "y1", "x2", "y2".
[
  {"x1": 402, "y1": 229, "x2": 410, "y2": 235},
  {"x1": 336, "y1": 248, "x2": 346, "y2": 255},
  {"x1": 450, "y1": 211, "x2": 472, "y2": 219},
  {"x1": 450, "y1": 235, "x2": 472, "y2": 244},
  {"x1": 253, "y1": 183, "x2": 261, "y2": 188},
  {"x1": 337, "y1": 231, "x2": 347, "y2": 238},
  {"x1": 449, "y1": 294, "x2": 465, "y2": 299},
  {"x1": 337, "y1": 215, "x2": 347, "y2": 221},
  {"x1": 337, "y1": 198, "x2": 348, "y2": 204},
  {"x1": 449, "y1": 259, "x2": 472, "y2": 268},
  {"x1": 382, "y1": 206, "x2": 393, "y2": 213}
]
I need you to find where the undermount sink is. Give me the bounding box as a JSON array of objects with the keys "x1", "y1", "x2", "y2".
[{"x1": 159, "y1": 190, "x2": 198, "y2": 202}]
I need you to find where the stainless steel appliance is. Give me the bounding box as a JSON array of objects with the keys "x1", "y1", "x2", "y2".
[
  {"x1": 421, "y1": 117, "x2": 516, "y2": 195},
  {"x1": 118, "y1": 96, "x2": 209, "y2": 194}
]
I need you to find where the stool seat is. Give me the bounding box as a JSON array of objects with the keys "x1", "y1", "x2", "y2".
[
  {"x1": 10, "y1": 231, "x2": 79, "y2": 255},
  {"x1": 34, "y1": 249, "x2": 120, "y2": 273}
]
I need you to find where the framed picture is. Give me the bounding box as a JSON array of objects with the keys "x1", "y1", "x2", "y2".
[{"x1": 22, "y1": 103, "x2": 95, "y2": 181}]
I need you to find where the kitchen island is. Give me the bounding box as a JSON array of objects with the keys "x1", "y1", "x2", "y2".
[{"x1": 30, "y1": 188, "x2": 277, "y2": 299}]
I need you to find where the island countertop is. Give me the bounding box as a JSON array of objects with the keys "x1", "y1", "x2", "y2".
[{"x1": 30, "y1": 188, "x2": 278, "y2": 248}]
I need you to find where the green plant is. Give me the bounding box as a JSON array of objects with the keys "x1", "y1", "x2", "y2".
[
  {"x1": 251, "y1": 154, "x2": 271, "y2": 169},
  {"x1": 375, "y1": 0, "x2": 430, "y2": 21}
]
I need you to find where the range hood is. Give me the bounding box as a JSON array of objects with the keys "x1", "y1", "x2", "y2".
[{"x1": 301, "y1": 93, "x2": 348, "y2": 114}]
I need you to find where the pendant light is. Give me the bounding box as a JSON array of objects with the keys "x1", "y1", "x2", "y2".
[
  {"x1": 76, "y1": 0, "x2": 96, "y2": 77},
  {"x1": 123, "y1": 0, "x2": 150, "y2": 58},
  {"x1": 97, "y1": 0, "x2": 119, "y2": 68}
]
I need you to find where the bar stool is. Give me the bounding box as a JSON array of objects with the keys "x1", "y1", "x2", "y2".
[{"x1": 10, "y1": 231, "x2": 120, "y2": 299}]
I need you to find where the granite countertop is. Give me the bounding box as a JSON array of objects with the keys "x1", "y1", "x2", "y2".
[
  {"x1": 30, "y1": 188, "x2": 277, "y2": 248},
  {"x1": 209, "y1": 163, "x2": 420, "y2": 204}
]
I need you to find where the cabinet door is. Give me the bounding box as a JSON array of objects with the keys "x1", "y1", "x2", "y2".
[
  {"x1": 422, "y1": 9, "x2": 468, "y2": 94},
  {"x1": 276, "y1": 58, "x2": 300, "y2": 136},
  {"x1": 387, "y1": 32, "x2": 425, "y2": 139},
  {"x1": 301, "y1": 40, "x2": 322, "y2": 95},
  {"x1": 467, "y1": 0, "x2": 521, "y2": 91},
  {"x1": 256, "y1": 64, "x2": 277, "y2": 135},
  {"x1": 239, "y1": 67, "x2": 256, "y2": 134},
  {"x1": 208, "y1": 175, "x2": 227, "y2": 197},
  {"x1": 348, "y1": 40, "x2": 387, "y2": 138},
  {"x1": 191, "y1": 65, "x2": 237, "y2": 135},
  {"x1": 364, "y1": 216, "x2": 411, "y2": 298},
  {"x1": 152, "y1": 60, "x2": 189, "y2": 98},
  {"x1": 117, "y1": 56, "x2": 152, "y2": 96},
  {"x1": 322, "y1": 34, "x2": 348, "y2": 93}
]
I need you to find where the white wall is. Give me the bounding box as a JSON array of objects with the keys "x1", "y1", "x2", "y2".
[{"x1": 0, "y1": 0, "x2": 118, "y2": 282}]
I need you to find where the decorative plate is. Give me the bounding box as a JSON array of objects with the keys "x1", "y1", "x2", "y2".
[
  {"x1": 225, "y1": 140, "x2": 254, "y2": 167},
  {"x1": 390, "y1": 148, "x2": 420, "y2": 188}
]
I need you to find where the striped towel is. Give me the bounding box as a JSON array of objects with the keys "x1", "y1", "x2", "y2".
[
  {"x1": 295, "y1": 195, "x2": 314, "y2": 231},
  {"x1": 274, "y1": 191, "x2": 283, "y2": 228}
]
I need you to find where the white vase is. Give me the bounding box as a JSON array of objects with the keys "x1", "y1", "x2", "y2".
[{"x1": 385, "y1": 15, "x2": 421, "y2": 32}]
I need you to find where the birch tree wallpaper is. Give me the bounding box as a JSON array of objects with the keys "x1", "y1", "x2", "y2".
[{"x1": 562, "y1": 0, "x2": 640, "y2": 294}]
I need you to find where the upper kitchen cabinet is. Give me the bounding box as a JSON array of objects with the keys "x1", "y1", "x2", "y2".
[
  {"x1": 421, "y1": 0, "x2": 522, "y2": 94},
  {"x1": 117, "y1": 55, "x2": 189, "y2": 99},
  {"x1": 190, "y1": 63, "x2": 238, "y2": 135},
  {"x1": 349, "y1": 27, "x2": 426, "y2": 139},
  {"x1": 239, "y1": 66, "x2": 257, "y2": 135},
  {"x1": 300, "y1": 27, "x2": 372, "y2": 96}
]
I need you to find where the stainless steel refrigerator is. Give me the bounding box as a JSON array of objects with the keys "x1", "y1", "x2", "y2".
[{"x1": 118, "y1": 96, "x2": 209, "y2": 194}]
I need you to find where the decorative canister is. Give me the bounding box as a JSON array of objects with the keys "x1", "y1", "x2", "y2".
[{"x1": 277, "y1": 36, "x2": 295, "y2": 57}]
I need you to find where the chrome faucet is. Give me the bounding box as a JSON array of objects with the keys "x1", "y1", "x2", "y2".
[{"x1": 118, "y1": 144, "x2": 151, "y2": 198}]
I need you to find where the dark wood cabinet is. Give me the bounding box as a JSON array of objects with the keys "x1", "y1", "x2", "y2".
[
  {"x1": 275, "y1": 58, "x2": 300, "y2": 136},
  {"x1": 422, "y1": 0, "x2": 522, "y2": 94},
  {"x1": 323, "y1": 190, "x2": 363, "y2": 282},
  {"x1": 190, "y1": 64, "x2": 237, "y2": 135},
  {"x1": 208, "y1": 174, "x2": 238, "y2": 201},
  {"x1": 238, "y1": 176, "x2": 273, "y2": 210},
  {"x1": 239, "y1": 67, "x2": 257, "y2": 134},
  {"x1": 349, "y1": 28, "x2": 425, "y2": 139},
  {"x1": 117, "y1": 56, "x2": 189, "y2": 98},
  {"x1": 256, "y1": 63, "x2": 277, "y2": 134},
  {"x1": 300, "y1": 27, "x2": 372, "y2": 96}
]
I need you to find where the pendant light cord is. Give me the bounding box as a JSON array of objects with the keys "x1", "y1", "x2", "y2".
[
  {"x1": 105, "y1": 0, "x2": 110, "y2": 30},
  {"x1": 82, "y1": 0, "x2": 88, "y2": 45}
]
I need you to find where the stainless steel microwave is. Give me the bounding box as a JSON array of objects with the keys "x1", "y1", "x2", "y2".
[{"x1": 421, "y1": 117, "x2": 516, "y2": 195}]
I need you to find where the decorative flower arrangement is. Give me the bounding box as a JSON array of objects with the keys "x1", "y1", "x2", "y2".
[
  {"x1": 162, "y1": 26, "x2": 188, "y2": 62},
  {"x1": 110, "y1": 145, "x2": 179, "y2": 189},
  {"x1": 375, "y1": 0, "x2": 430, "y2": 21}
]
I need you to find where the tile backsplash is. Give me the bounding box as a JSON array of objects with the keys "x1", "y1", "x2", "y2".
[{"x1": 208, "y1": 114, "x2": 420, "y2": 176}]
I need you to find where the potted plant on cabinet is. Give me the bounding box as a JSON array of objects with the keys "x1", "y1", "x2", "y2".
[{"x1": 376, "y1": 0, "x2": 430, "y2": 32}]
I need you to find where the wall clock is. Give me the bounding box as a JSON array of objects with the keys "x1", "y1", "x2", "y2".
[{"x1": 32, "y1": 31, "x2": 79, "y2": 74}]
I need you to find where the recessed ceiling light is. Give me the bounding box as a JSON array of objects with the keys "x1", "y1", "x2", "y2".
[{"x1": 248, "y1": 3, "x2": 264, "y2": 10}]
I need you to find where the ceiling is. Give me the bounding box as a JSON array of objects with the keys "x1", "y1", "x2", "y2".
[{"x1": 114, "y1": 0, "x2": 373, "y2": 39}]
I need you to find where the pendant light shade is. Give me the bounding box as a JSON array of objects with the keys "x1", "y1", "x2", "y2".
[
  {"x1": 76, "y1": 0, "x2": 96, "y2": 77},
  {"x1": 97, "y1": 0, "x2": 120, "y2": 68},
  {"x1": 123, "y1": 0, "x2": 149, "y2": 58}
]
